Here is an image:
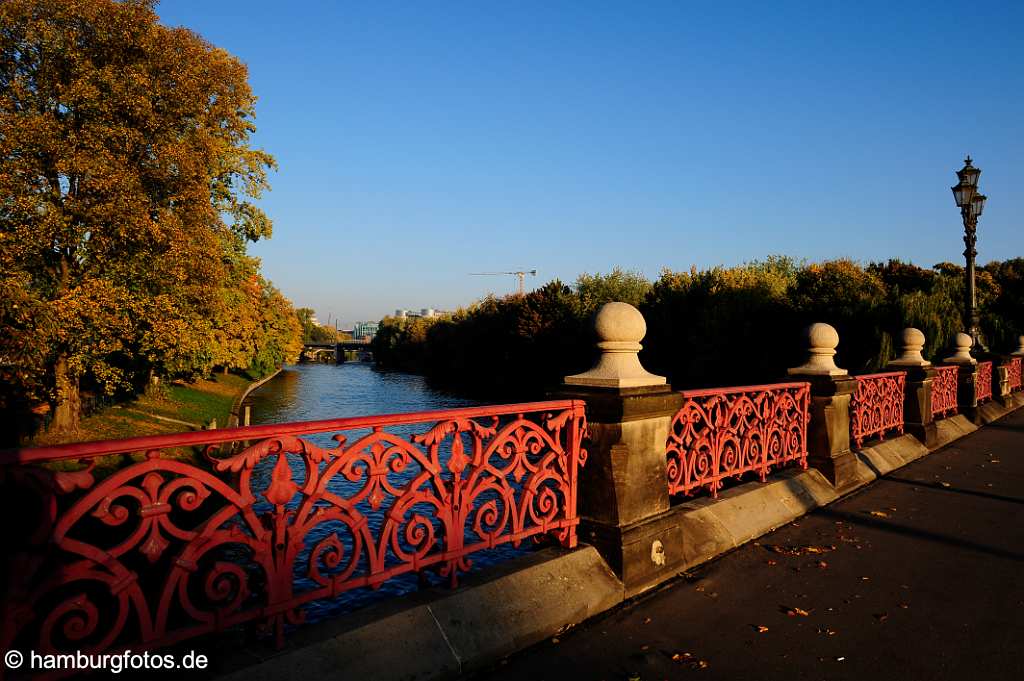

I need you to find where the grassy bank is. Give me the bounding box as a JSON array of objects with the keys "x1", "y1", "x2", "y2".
[{"x1": 32, "y1": 372, "x2": 256, "y2": 447}]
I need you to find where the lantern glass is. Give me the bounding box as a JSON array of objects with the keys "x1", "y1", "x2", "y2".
[
  {"x1": 962, "y1": 166, "x2": 981, "y2": 188},
  {"x1": 973, "y1": 194, "x2": 987, "y2": 218},
  {"x1": 952, "y1": 183, "x2": 974, "y2": 207}
]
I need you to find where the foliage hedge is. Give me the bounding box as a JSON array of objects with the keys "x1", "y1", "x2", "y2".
[{"x1": 372, "y1": 257, "x2": 1024, "y2": 400}]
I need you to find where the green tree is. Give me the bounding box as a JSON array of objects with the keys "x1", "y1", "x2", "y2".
[
  {"x1": 296, "y1": 308, "x2": 317, "y2": 343},
  {"x1": 0, "y1": 0, "x2": 276, "y2": 433},
  {"x1": 574, "y1": 268, "x2": 652, "y2": 314}
]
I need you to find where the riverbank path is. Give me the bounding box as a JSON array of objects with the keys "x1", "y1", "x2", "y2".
[{"x1": 469, "y1": 407, "x2": 1024, "y2": 681}]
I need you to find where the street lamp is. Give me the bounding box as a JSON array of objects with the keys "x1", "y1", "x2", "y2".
[{"x1": 951, "y1": 156, "x2": 988, "y2": 352}]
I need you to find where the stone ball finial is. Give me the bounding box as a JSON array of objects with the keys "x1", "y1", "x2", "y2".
[
  {"x1": 788, "y1": 322, "x2": 847, "y2": 376},
  {"x1": 807, "y1": 322, "x2": 840, "y2": 352},
  {"x1": 1013, "y1": 335, "x2": 1024, "y2": 356},
  {"x1": 564, "y1": 302, "x2": 665, "y2": 388},
  {"x1": 593, "y1": 301, "x2": 646, "y2": 346},
  {"x1": 889, "y1": 327, "x2": 930, "y2": 367},
  {"x1": 944, "y1": 332, "x2": 976, "y2": 364}
]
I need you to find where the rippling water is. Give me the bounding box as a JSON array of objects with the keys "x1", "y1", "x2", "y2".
[{"x1": 242, "y1": 362, "x2": 538, "y2": 623}]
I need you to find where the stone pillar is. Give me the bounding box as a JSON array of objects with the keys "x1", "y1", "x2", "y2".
[
  {"x1": 886, "y1": 328, "x2": 937, "y2": 448},
  {"x1": 943, "y1": 332, "x2": 980, "y2": 424},
  {"x1": 995, "y1": 358, "x2": 1012, "y2": 407},
  {"x1": 556, "y1": 302, "x2": 683, "y2": 597},
  {"x1": 787, "y1": 323, "x2": 860, "y2": 492}
]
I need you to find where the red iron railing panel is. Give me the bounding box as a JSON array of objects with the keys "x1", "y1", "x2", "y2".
[
  {"x1": 976, "y1": 361, "x2": 993, "y2": 403},
  {"x1": 0, "y1": 401, "x2": 586, "y2": 662},
  {"x1": 1006, "y1": 357, "x2": 1022, "y2": 392},
  {"x1": 931, "y1": 365, "x2": 959, "y2": 418},
  {"x1": 850, "y1": 372, "x2": 906, "y2": 449},
  {"x1": 665, "y1": 382, "x2": 810, "y2": 498}
]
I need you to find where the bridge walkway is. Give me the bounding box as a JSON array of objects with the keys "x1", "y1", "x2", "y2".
[{"x1": 470, "y1": 407, "x2": 1024, "y2": 681}]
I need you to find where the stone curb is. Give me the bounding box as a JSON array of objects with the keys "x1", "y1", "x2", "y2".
[{"x1": 216, "y1": 546, "x2": 623, "y2": 681}]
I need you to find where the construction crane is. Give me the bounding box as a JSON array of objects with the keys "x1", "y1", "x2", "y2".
[{"x1": 470, "y1": 270, "x2": 537, "y2": 296}]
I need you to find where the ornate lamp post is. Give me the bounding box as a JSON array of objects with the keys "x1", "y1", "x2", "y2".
[{"x1": 951, "y1": 156, "x2": 987, "y2": 351}]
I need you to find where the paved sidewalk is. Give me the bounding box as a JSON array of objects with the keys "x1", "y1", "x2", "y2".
[{"x1": 470, "y1": 407, "x2": 1024, "y2": 681}]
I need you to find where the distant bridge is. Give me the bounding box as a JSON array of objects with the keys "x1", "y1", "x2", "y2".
[{"x1": 301, "y1": 340, "x2": 373, "y2": 363}]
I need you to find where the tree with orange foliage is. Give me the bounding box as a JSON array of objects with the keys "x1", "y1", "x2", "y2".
[{"x1": 0, "y1": 0, "x2": 277, "y2": 433}]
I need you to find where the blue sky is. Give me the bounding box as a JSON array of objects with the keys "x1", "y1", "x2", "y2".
[{"x1": 158, "y1": 1, "x2": 1023, "y2": 326}]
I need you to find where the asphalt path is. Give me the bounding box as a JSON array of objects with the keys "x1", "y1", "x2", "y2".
[{"x1": 471, "y1": 407, "x2": 1024, "y2": 681}]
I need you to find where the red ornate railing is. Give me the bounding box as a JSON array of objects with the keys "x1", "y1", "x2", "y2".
[
  {"x1": 0, "y1": 401, "x2": 586, "y2": 662},
  {"x1": 976, "y1": 361, "x2": 993, "y2": 403},
  {"x1": 850, "y1": 372, "x2": 906, "y2": 449},
  {"x1": 1006, "y1": 357, "x2": 1022, "y2": 392},
  {"x1": 665, "y1": 382, "x2": 810, "y2": 498},
  {"x1": 931, "y1": 365, "x2": 959, "y2": 418}
]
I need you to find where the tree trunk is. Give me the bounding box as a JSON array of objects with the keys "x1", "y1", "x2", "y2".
[
  {"x1": 51, "y1": 354, "x2": 81, "y2": 434},
  {"x1": 50, "y1": 352, "x2": 80, "y2": 432}
]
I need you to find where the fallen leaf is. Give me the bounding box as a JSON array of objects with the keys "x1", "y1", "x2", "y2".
[
  {"x1": 874, "y1": 613, "x2": 889, "y2": 622},
  {"x1": 766, "y1": 544, "x2": 836, "y2": 557},
  {"x1": 754, "y1": 625, "x2": 769, "y2": 633},
  {"x1": 817, "y1": 561, "x2": 828, "y2": 569},
  {"x1": 898, "y1": 603, "x2": 909, "y2": 609},
  {"x1": 869, "y1": 511, "x2": 889, "y2": 518},
  {"x1": 782, "y1": 605, "x2": 811, "y2": 617},
  {"x1": 698, "y1": 660, "x2": 709, "y2": 669}
]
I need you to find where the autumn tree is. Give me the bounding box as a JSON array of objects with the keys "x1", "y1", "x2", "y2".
[{"x1": 0, "y1": 0, "x2": 276, "y2": 432}]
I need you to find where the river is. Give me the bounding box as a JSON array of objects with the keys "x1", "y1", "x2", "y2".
[
  {"x1": 244, "y1": 361, "x2": 479, "y2": 424},
  {"x1": 241, "y1": 362, "x2": 537, "y2": 624}
]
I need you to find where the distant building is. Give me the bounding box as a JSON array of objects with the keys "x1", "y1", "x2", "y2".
[
  {"x1": 393, "y1": 308, "x2": 447, "y2": 320},
  {"x1": 352, "y1": 321, "x2": 379, "y2": 340}
]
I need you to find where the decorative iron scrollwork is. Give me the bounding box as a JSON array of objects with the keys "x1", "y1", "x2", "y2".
[
  {"x1": 666, "y1": 382, "x2": 810, "y2": 498},
  {"x1": 1, "y1": 401, "x2": 586, "y2": 665}
]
